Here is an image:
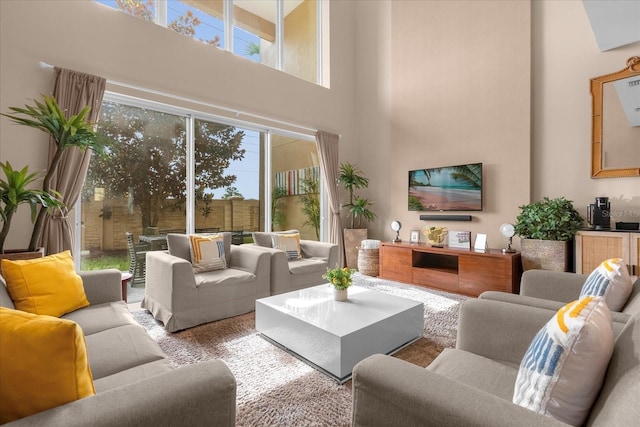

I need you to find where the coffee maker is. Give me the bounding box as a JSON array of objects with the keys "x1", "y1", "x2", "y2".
[{"x1": 587, "y1": 197, "x2": 611, "y2": 230}]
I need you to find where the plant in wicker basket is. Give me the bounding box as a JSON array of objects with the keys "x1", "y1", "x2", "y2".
[{"x1": 514, "y1": 196, "x2": 583, "y2": 271}]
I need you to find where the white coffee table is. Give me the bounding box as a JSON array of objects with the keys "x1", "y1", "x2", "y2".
[{"x1": 255, "y1": 284, "x2": 424, "y2": 383}]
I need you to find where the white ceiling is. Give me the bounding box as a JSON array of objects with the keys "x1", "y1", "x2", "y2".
[
  {"x1": 234, "y1": 0, "x2": 305, "y2": 24},
  {"x1": 582, "y1": 0, "x2": 640, "y2": 51}
]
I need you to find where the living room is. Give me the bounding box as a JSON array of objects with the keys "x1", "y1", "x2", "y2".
[{"x1": 1, "y1": 0, "x2": 639, "y2": 426}]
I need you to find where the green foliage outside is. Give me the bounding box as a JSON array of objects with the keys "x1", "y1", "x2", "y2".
[
  {"x1": 271, "y1": 186, "x2": 287, "y2": 229},
  {"x1": 514, "y1": 196, "x2": 583, "y2": 241},
  {"x1": 298, "y1": 177, "x2": 320, "y2": 239},
  {"x1": 82, "y1": 253, "x2": 129, "y2": 272}
]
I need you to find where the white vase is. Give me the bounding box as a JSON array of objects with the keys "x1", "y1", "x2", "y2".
[{"x1": 333, "y1": 288, "x2": 348, "y2": 301}]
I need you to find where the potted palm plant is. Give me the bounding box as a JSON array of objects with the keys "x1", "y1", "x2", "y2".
[
  {"x1": 1, "y1": 95, "x2": 104, "y2": 253},
  {"x1": 514, "y1": 196, "x2": 583, "y2": 271},
  {"x1": 0, "y1": 162, "x2": 64, "y2": 258},
  {"x1": 338, "y1": 162, "x2": 376, "y2": 269}
]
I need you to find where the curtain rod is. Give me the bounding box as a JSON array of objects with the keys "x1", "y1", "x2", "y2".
[{"x1": 38, "y1": 61, "x2": 326, "y2": 136}]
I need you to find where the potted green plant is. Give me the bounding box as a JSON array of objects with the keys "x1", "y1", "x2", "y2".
[
  {"x1": 337, "y1": 162, "x2": 376, "y2": 269},
  {"x1": 2, "y1": 95, "x2": 104, "y2": 253},
  {"x1": 514, "y1": 196, "x2": 584, "y2": 271},
  {"x1": 322, "y1": 266, "x2": 355, "y2": 301},
  {"x1": 0, "y1": 162, "x2": 64, "y2": 258}
]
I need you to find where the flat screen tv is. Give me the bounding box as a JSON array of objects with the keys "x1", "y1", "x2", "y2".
[{"x1": 408, "y1": 162, "x2": 483, "y2": 211}]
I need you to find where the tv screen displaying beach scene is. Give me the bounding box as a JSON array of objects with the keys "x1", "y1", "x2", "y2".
[{"x1": 408, "y1": 163, "x2": 482, "y2": 211}]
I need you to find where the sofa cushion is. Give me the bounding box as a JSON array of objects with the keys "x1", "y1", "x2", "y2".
[
  {"x1": 194, "y1": 267, "x2": 256, "y2": 288},
  {"x1": 271, "y1": 232, "x2": 302, "y2": 260},
  {"x1": 93, "y1": 359, "x2": 175, "y2": 393},
  {"x1": 0, "y1": 307, "x2": 95, "y2": 424},
  {"x1": 1, "y1": 250, "x2": 89, "y2": 317},
  {"x1": 84, "y1": 324, "x2": 167, "y2": 380},
  {"x1": 288, "y1": 258, "x2": 328, "y2": 275},
  {"x1": 513, "y1": 297, "x2": 614, "y2": 426},
  {"x1": 252, "y1": 230, "x2": 299, "y2": 248},
  {"x1": 579, "y1": 258, "x2": 632, "y2": 311},
  {"x1": 168, "y1": 232, "x2": 231, "y2": 265},
  {"x1": 63, "y1": 301, "x2": 138, "y2": 336},
  {"x1": 189, "y1": 234, "x2": 227, "y2": 273},
  {"x1": 427, "y1": 348, "x2": 518, "y2": 400}
]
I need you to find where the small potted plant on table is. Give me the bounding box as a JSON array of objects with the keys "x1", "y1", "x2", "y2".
[{"x1": 323, "y1": 266, "x2": 355, "y2": 301}]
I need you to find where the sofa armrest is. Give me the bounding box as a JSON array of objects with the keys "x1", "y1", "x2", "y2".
[
  {"x1": 6, "y1": 360, "x2": 236, "y2": 427},
  {"x1": 352, "y1": 354, "x2": 568, "y2": 427},
  {"x1": 79, "y1": 269, "x2": 123, "y2": 305},
  {"x1": 456, "y1": 299, "x2": 557, "y2": 365},
  {"x1": 229, "y1": 244, "x2": 270, "y2": 274},
  {"x1": 519, "y1": 270, "x2": 587, "y2": 302},
  {"x1": 300, "y1": 240, "x2": 338, "y2": 265},
  {"x1": 145, "y1": 251, "x2": 197, "y2": 306}
]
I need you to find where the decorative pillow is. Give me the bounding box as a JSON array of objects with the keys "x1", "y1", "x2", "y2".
[
  {"x1": 271, "y1": 232, "x2": 302, "y2": 260},
  {"x1": 1, "y1": 250, "x2": 89, "y2": 317},
  {"x1": 513, "y1": 296, "x2": 614, "y2": 426},
  {"x1": 579, "y1": 258, "x2": 632, "y2": 311},
  {"x1": 0, "y1": 307, "x2": 95, "y2": 423},
  {"x1": 189, "y1": 234, "x2": 227, "y2": 273}
]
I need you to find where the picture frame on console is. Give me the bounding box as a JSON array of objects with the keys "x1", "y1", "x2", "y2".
[
  {"x1": 410, "y1": 230, "x2": 420, "y2": 243},
  {"x1": 448, "y1": 230, "x2": 471, "y2": 249}
]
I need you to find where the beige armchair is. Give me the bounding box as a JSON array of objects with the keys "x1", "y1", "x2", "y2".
[
  {"x1": 251, "y1": 231, "x2": 339, "y2": 295},
  {"x1": 142, "y1": 233, "x2": 271, "y2": 332},
  {"x1": 352, "y1": 298, "x2": 639, "y2": 427}
]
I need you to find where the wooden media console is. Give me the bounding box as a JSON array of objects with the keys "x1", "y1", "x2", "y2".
[{"x1": 379, "y1": 242, "x2": 522, "y2": 297}]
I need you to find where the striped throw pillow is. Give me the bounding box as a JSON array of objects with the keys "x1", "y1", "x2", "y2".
[
  {"x1": 579, "y1": 258, "x2": 632, "y2": 311},
  {"x1": 513, "y1": 297, "x2": 613, "y2": 426},
  {"x1": 189, "y1": 234, "x2": 226, "y2": 273},
  {"x1": 271, "y1": 232, "x2": 302, "y2": 260}
]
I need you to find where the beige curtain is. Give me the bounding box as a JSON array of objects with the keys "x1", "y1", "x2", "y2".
[
  {"x1": 315, "y1": 130, "x2": 344, "y2": 267},
  {"x1": 40, "y1": 68, "x2": 106, "y2": 255}
]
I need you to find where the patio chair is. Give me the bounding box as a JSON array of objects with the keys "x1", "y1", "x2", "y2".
[{"x1": 125, "y1": 232, "x2": 150, "y2": 287}]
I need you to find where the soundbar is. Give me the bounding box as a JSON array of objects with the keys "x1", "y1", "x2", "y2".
[{"x1": 420, "y1": 214, "x2": 473, "y2": 221}]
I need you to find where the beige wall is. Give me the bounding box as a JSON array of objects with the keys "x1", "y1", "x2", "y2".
[
  {"x1": 532, "y1": 0, "x2": 640, "y2": 225},
  {"x1": 2, "y1": 0, "x2": 639, "y2": 253},
  {"x1": 378, "y1": 0, "x2": 532, "y2": 248},
  {"x1": 0, "y1": 0, "x2": 355, "y2": 250}
]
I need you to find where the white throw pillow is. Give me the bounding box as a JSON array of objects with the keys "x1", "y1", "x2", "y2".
[
  {"x1": 579, "y1": 258, "x2": 632, "y2": 311},
  {"x1": 271, "y1": 232, "x2": 302, "y2": 260},
  {"x1": 189, "y1": 234, "x2": 226, "y2": 273},
  {"x1": 513, "y1": 296, "x2": 614, "y2": 426}
]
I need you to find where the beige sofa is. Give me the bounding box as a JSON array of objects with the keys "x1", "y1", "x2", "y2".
[
  {"x1": 142, "y1": 232, "x2": 271, "y2": 332},
  {"x1": 352, "y1": 296, "x2": 639, "y2": 426},
  {"x1": 251, "y1": 231, "x2": 339, "y2": 295},
  {"x1": 0, "y1": 269, "x2": 236, "y2": 427},
  {"x1": 479, "y1": 269, "x2": 640, "y2": 320}
]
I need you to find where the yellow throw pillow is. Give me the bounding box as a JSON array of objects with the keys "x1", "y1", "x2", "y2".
[
  {"x1": 189, "y1": 234, "x2": 227, "y2": 273},
  {"x1": 271, "y1": 232, "x2": 302, "y2": 260},
  {"x1": 1, "y1": 250, "x2": 89, "y2": 317},
  {"x1": 0, "y1": 307, "x2": 96, "y2": 423}
]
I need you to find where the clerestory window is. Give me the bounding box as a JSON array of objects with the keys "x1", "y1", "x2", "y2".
[{"x1": 94, "y1": 0, "x2": 327, "y2": 86}]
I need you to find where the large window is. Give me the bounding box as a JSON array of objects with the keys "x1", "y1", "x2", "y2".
[
  {"x1": 95, "y1": 0, "x2": 325, "y2": 85},
  {"x1": 79, "y1": 94, "x2": 322, "y2": 293}
]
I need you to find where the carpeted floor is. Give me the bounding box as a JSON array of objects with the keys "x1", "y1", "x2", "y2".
[{"x1": 132, "y1": 273, "x2": 470, "y2": 426}]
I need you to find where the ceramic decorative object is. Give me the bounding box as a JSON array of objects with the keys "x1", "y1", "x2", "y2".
[
  {"x1": 333, "y1": 288, "x2": 348, "y2": 301},
  {"x1": 423, "y1": 226, "x2": 448, "y2": 246}
]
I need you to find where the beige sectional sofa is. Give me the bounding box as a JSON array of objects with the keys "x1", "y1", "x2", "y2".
[{"x1": 0, "y1": 269, "x2": 236, "y2": 427}]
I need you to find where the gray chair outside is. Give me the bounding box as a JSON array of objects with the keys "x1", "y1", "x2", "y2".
[{"x1": 125, "y1": 232, "x2": 149, "y2": 287}]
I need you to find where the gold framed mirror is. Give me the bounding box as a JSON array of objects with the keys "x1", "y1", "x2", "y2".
[{"x1": 590, "y1": 56, "x2": 640, "y2": 178}]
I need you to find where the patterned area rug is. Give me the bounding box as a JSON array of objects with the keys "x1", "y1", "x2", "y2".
[{"x1": 132, "y1": 273, "x2": 469, "y2": 426}]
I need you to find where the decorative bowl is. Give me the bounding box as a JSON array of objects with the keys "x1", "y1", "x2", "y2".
[{"x1": 423, "y1": 226, "x2": 448, "y2": 246}]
